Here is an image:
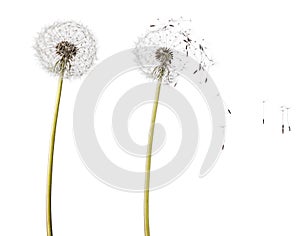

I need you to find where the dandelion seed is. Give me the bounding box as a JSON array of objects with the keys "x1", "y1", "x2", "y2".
[
  {"x1": 218, "y1": 125, "x2": 226, "y2": 151},
  {"x1": 281, "y1": 107, "x2": 285, "y2": 134},
  {"x1": 286, "y1": 107, "x2": 292, "y2": 131},
  {"x1": 262, "y1": 100, "x2": 266, "y2": 124},
  {"x1": 34, "y1": 21, "x2": 97, "y2": 236},
  {"x1": 221, "y1": 99, "x2": 232, "y2": 116},
  {"x1": 199, "y1": 64, "x2": 202, "y2": 71}
]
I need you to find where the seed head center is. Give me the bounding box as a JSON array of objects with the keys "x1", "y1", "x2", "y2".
[
  {"x1": 155, "y1": 47, "x2": 173, "y2": 65},
  {"x1": 56, "y1": 41, "x2": 78, "y2": 62}
]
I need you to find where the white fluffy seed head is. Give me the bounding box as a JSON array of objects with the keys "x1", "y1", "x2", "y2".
[
  {"x1": 134, "y1": 18, "x2": 214, "y2": 85},
  {"x1": 34, "y1": 21, "x2": 97, "y2": 79}
]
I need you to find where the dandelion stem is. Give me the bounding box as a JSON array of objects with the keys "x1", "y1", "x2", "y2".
[
  {"x1": 46, "y1": 66, "x2": 65, "y2": 236},
  {"x1": 144, "y1": 73, "x2": 163, "y2": 236}
]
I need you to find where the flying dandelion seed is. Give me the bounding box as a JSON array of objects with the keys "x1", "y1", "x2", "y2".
[
  {"x1": 262, "y1": 100, "x2": 266, "y2": 124},
  {"x1": 286, "y1": 107, "x2": 292, "y2": 131},
  {"x1": 34, "y1": 21, "x2": 97, "y2": 236},
  {"x1": 281, "y1": 107, "x2": 285, "y2": 134},
  {"x1": 216, "y1": 93, "x2": 231, "y2": 117},
  {"x1": 218, "y1": 125, "x2": 226, "y2": 151},
  {"x1": 134, "y1": 18, "x2": 214, "y2": 236}
]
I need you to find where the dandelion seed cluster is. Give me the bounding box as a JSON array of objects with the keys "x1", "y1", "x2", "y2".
[
  {"x1": 34, "y1": 21, "x2": 97, "y2": 79},
  {"x1": 134, "y1": 18, "x2": 214, "y2": 85},
  {"x1": 55, "y1": 41, "x2": 77, "y2": 61},
  {"x1": 155, "y1": 47, "x2": 173, "y2": 65}
]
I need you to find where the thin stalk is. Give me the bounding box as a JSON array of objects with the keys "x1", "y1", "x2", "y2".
[
  {"x1": 144, "y1": 73, "x2": 163, "y2": 236},
  {"x1": 46, "y1": 67, "x2": 65, "y2": 236}
]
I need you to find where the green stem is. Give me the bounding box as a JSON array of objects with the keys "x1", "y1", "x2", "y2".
[
  {"x1": 46, "y1": 67, "x2": 65, "y2": 236},
  {"x1": 144, "y1": 74, "x2": 163, "y2": 236}
]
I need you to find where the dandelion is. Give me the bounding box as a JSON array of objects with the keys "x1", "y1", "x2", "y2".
[
  {"x1": 134, "y1": 18, "x2": 213, "y2": 236},
  {"x1": 34, "y1": 21, "x2": 96, "y2": 236}
]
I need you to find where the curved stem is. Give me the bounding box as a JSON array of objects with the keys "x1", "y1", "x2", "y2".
[
  {"x1": 46, "y1": 68, "x2": 64, "y2": 236},
  {"x1": 144, "y1": 75, "x2": 163, "y2": 236}
]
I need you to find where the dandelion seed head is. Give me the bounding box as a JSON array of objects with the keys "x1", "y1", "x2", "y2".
[
  {"x1": 55, "y1": 41, "x2": 78, "y2": 61},
  {"x1": 155, "y1": 47, "x2": 173, "y2": 65},
  {"x1": 34, "y1": 21, "x2": 97, "y2": 79},
  {"x1": 134, "y1": 18, "x2": 214, "y2": 85}
]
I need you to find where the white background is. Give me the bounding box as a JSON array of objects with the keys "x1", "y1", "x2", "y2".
[{"x1": 1, "y1": 0, "x2": 300, "y2": 235}]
